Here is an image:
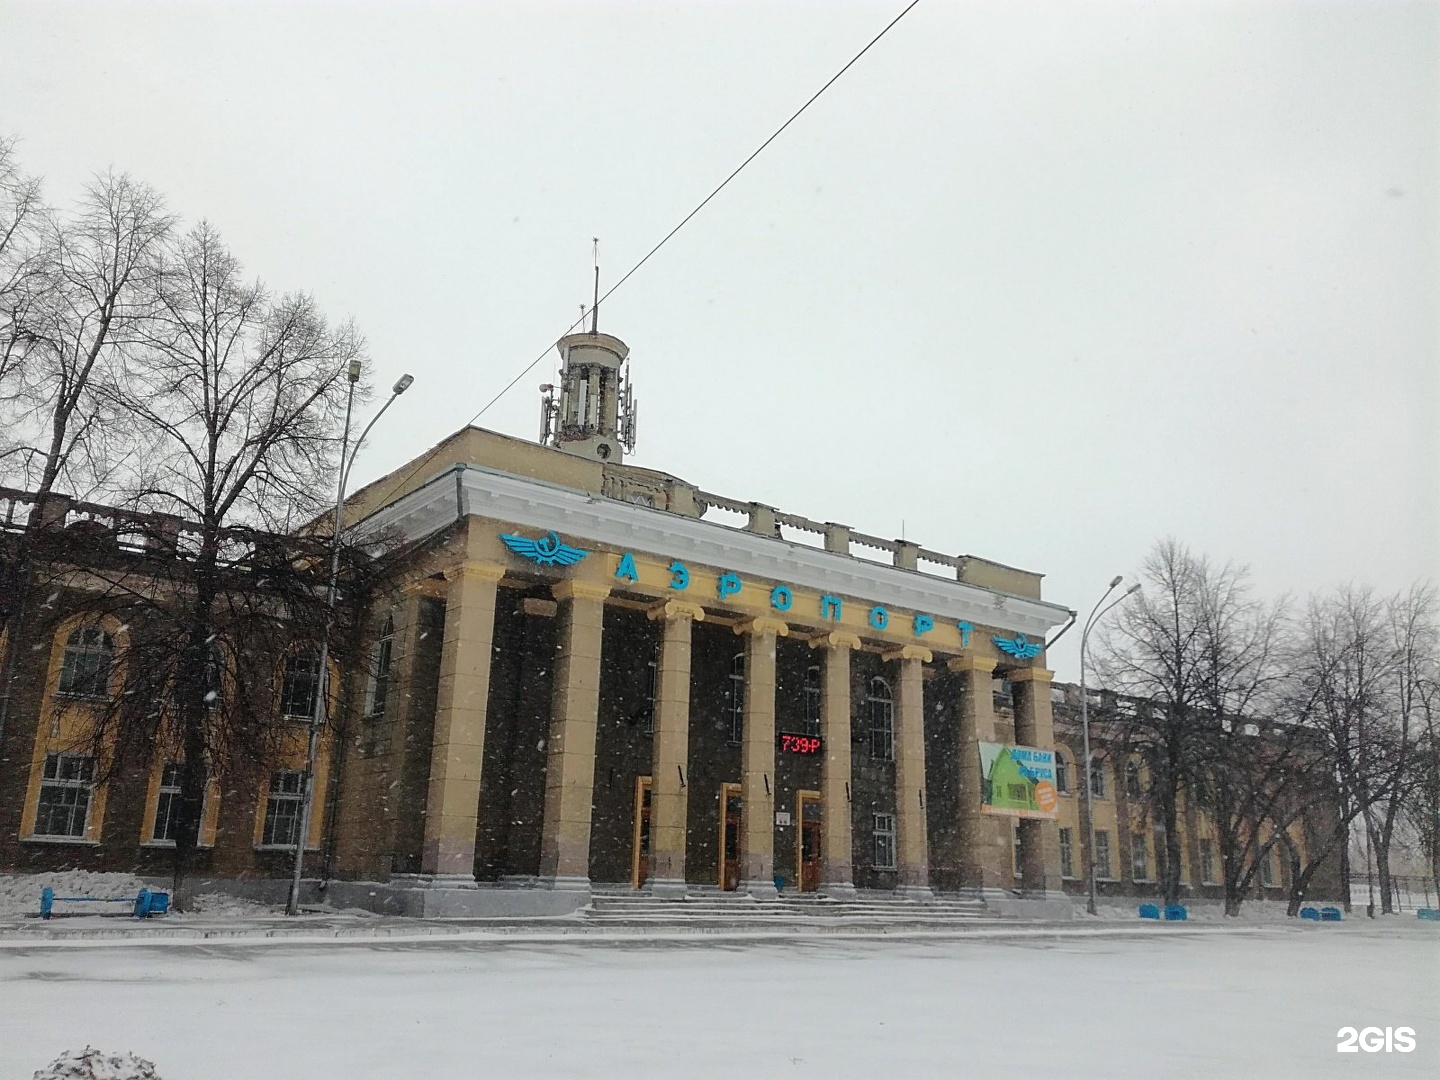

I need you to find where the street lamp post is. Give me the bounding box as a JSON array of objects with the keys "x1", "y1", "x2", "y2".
[
  {"x1": 287, "y1": 365, "x2": 414, "y2": 916},
  {"x1": 1081, "y1": 575, "x2": 1142, "y2": 916}
]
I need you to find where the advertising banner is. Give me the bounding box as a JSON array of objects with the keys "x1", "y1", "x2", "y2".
[{"x1": 978, "y1": 742, "x2": 1059, "y2": 819}]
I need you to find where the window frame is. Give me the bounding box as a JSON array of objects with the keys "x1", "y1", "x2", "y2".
[
  {"x1": 1130, "y1": 832, "x2": 1150, "y2": 882},
  {"x1": 802, "y1": 664, "x2": 821, "y2": 738},
  {"x1": 56, "y1": 625, "x2": 116, "y2": 700},
  {"x1": 1199, "y1": 838, "x2": 1217, "y2": 884},
  {"x1": 727, "y1": 652, "x2": 745, "y2": 745},
  {"x1": 259, "y1": 768, "x2": 307, "y2": 849},
  {"x1": 280, "y1": 650, "x2": 323, "y2": 721},
  {"x1": 1094, "y1": 829, "x2": 1114, "y2": 880},
  {"x1": 34, "y1": 752, "x2": 96, "y2": 839},
  {"x1": 872, "y1": 812, "x2": 897, "y2": 871},
  {"x1": 1088, "y1": 756, "x2": 1109, "y2": 800},
  {"x1": 867, "y1": 676, "x2": 894, "y2": 762},
  {"x1": 1055, "y1": 752, "x2": 1071, "y2": 795},
  {"x1": 364, "y1": 615, "x2": 396, "y2": 720},
  {"x1": 1059, "y1": 826, "x2": 1076, "y2": 879}
]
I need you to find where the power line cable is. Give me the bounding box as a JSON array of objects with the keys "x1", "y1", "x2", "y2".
[{"x1": 363, "y1": 0, "x2": 921, "y2": 510}]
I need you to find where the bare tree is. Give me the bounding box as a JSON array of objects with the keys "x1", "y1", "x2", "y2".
[
  {"x1": 1283, "y1": 587, "x2": 1409, "y2": 915},
  {"x1": 1405, "y1": 677, "x2": 1440, "y2": 903},
  {"x1": 1184, "y1": 570, "x2": 1297, "y2": 916},
  {"x1": 1370, "y1": 585, "x2": 1437, "y2": 911},
  {"x1": 0, "y1": 136, "x2": 46, "y2": 410},
  {"x1": 0, "y1": 157, "x2": 172, "y2": 752},
  {"x1": 1098, "y1": 539, "x2": 1216, "y2": 908},
  {"x1": 78, "y1": 221, "x2": 368, "y2": 908}
]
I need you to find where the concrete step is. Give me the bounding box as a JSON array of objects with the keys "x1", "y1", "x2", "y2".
[{"x1": 581, "y1": 890, "x2": 994, "y2": 927}]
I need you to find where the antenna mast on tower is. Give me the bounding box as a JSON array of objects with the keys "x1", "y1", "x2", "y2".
[{"x1": 590, "y1": 237, "x2": 600, "y2": 334}]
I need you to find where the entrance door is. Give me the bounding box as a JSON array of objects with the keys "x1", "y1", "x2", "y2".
[
  {"x1": 797, "y1": 790, "x2": 822, "y2": 892},
  {"x1": 719, "y1": 783, "x2": 742, "y2": 891},
  {"x1": 631, "y1": 776, "x2": 652, "y2": 890}
]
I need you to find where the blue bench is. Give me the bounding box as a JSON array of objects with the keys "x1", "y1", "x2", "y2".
[
  {"x1": 1138, "y1": 903, "x2": 1160, "y2": 919},
  {"x1": 1164, "y1": 904, "x2": 1188, "y2": 921},
  {"x1": 39, "y1": 886, "x2": 170, "y2": 920},
  {"x1": 1417, "y1": 909, "x2": 1440, "y2": 921}
]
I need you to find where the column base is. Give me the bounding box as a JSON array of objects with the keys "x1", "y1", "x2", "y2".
[
  {"x1": 645, "y1": 878, "x2": 688, "y2": 898},
  {"x1": 741, "y1": 879, "x2": 779, "y2": 900},
  {"x1": 820, "y1": 882, "x2": 857, "y2": 900}
]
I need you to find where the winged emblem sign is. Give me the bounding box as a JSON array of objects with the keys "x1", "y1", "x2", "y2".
[
  {"x1": 499, "y1": 531, "x2": 589, "y2": 567},
  {"x1": 991, "y1": 633, "x2": 1043, "y2": 660}
]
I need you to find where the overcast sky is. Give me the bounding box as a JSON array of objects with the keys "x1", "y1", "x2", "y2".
[{"x1": 3, "y1": 1, "x2": 1435, "y2": 681}]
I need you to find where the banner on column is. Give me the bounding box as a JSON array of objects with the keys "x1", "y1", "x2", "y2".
[{"x1": 978, "y1": 742, "x2": 1059, "y2": 819}]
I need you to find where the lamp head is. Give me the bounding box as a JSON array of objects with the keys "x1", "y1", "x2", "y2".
[
  {"x1": 346, "y1": 359, "x2": 363, "y2": 383},
  {"x1": 393, "y1": 374, "x2": 414, "y2": 395},
  {"x1": 1109, "y1": 575, "x2": 1123, "y2": 589},
  {"x1": 1125, "y1": 583, "x2": 1142, "y2": 596}
]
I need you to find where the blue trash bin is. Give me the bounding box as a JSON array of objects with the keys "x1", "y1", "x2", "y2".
[
  {"x1": 1164, "y1": 905, "x2": 1188, "y2": 921},
  {"x1": 1138, "y1": 903, "x2": 1160, "y2": 919}
]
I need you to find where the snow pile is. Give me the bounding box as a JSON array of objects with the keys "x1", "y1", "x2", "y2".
[
  {"x1": 32, "y1": 1048, "x2": 161, "y2": 1080},
  {"x1": 0, "y1": 872, "x2": 150, "y2": 916},
  {"x1": 184, "y1": 892, "x2": 282, "y2": 918}
]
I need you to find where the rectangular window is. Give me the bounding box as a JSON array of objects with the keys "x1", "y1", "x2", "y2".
[
  {"x1": 280, "y1": 654, "x2": 321, "y2": 719},
  {"x1": 1130, "y1": 833, "x2": 1149, "y2": 881},
  {"x1": 261, "y1": 769, "x2": 305, "y2": 847},
  {"x1": 1199, "y1": 838, "x2": 1216, "y2": 884},
  {"x1": 643, "y1": 660, "x2": 657, "y2": 736},
  {"x1": 1059, "y1": 827, "x2": 1075, "y2": 879},
  {"x1": 1012, "y1": 823, "x2": 1023, "y2": 878},
  {"x1": 366, "y1": 628, "x2": 394, "y2": 719},
  {"x1": 1260, "y1": 849, "x2": 1275, "y2": 887},
  {"x1": 728, "y1": 657, "x2": 744, "y2": 745},
  {"x1": 803, "y1": 667, "x2": 821, "y2": 738},
  {"x1": 152, "y1": 762, "x2": 183, "y2": 842},
  {"x1": 873, "y1": 813, "x2": 896, "y2": 870},
  {"x1": 1095, "y1": 830, "x2": 1113, "y2": 880},
  {"x1": 35, "y1": 752, "x2": 95, "y2": 838}
]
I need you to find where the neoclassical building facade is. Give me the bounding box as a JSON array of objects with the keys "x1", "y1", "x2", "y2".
[{"x1": 319, "y1": 330, "x2": 1075, "y2": 914}]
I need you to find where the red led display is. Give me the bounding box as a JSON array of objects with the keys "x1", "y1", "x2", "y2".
[{"x1": 779, "y1": 733, "x2": 822, "y2": 755}]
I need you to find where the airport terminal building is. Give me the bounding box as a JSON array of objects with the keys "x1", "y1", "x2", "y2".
[{"x1": 0, "y1": 328, "x2": 1336, "y2": 915}]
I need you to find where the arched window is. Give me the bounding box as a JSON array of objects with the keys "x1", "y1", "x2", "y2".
[
  {"x1": 365, "y1": 615, "x2": 396, "y2": 719},
  {"x1": 803, "y1": 665, "x2": 821, "y2": 737},
  {"x1": 1055, "y1": 751, "x2": 1071, "y2": 795},
  {"x1": 1125, "y1": 759, "x2": 1144, "y2": 800},
  {"x1": 868, "y1": 676, "x2": 894, "y2": 761},
  {"x1": 1089, "y1": 756, "x2": 1108, "y2": 799},
  {"x1": 728, "y1": 653, "x2": 745, "y2": 744},
  {"x1": 57, "y1": 624, "x2": 115, "y2": 698},
  {"x1": 281, "y1": 649, "x2": 322, "y2": 720}
]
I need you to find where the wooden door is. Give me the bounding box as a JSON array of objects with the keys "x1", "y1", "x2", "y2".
[
  {"x1": 720, "y1": 783, "x2": 742, "y2": 891},
  {"x1": 797, "y1": 790, "x2": 821, "y2": 892},
  {"x1": 631, "y1": 776, "x2": 652, "y2": 890}
]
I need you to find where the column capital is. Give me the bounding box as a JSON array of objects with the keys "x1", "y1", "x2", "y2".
[
  {"x1": 882, "y1": 644, "x2": 933, "y2": 664},
  {"x1": 948, "y1": 653, "x2": 998, "y2": 675},
  {"x1": 809, "y1": 630, "x2": 861, "y2": 651},
  {"x1": 733, "y1": 616, "x2": 789, "y2": 638},
  {"x1": 647, "y1": 599, "x2": 706, "y2": 623},
  {"x1": 1007, "y1": 666, "x2": 1054, "y2": 684},
  {"x1": 445, "y1": 561, "x2": 506, "y2": 584},
  {"x1": 552, "y1": 580, "x2": 611, "y2": 603}
]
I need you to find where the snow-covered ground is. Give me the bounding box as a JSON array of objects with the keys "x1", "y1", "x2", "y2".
[{"x1": 1, "y1": 925, "x2": 1435, "y2": 1078}]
